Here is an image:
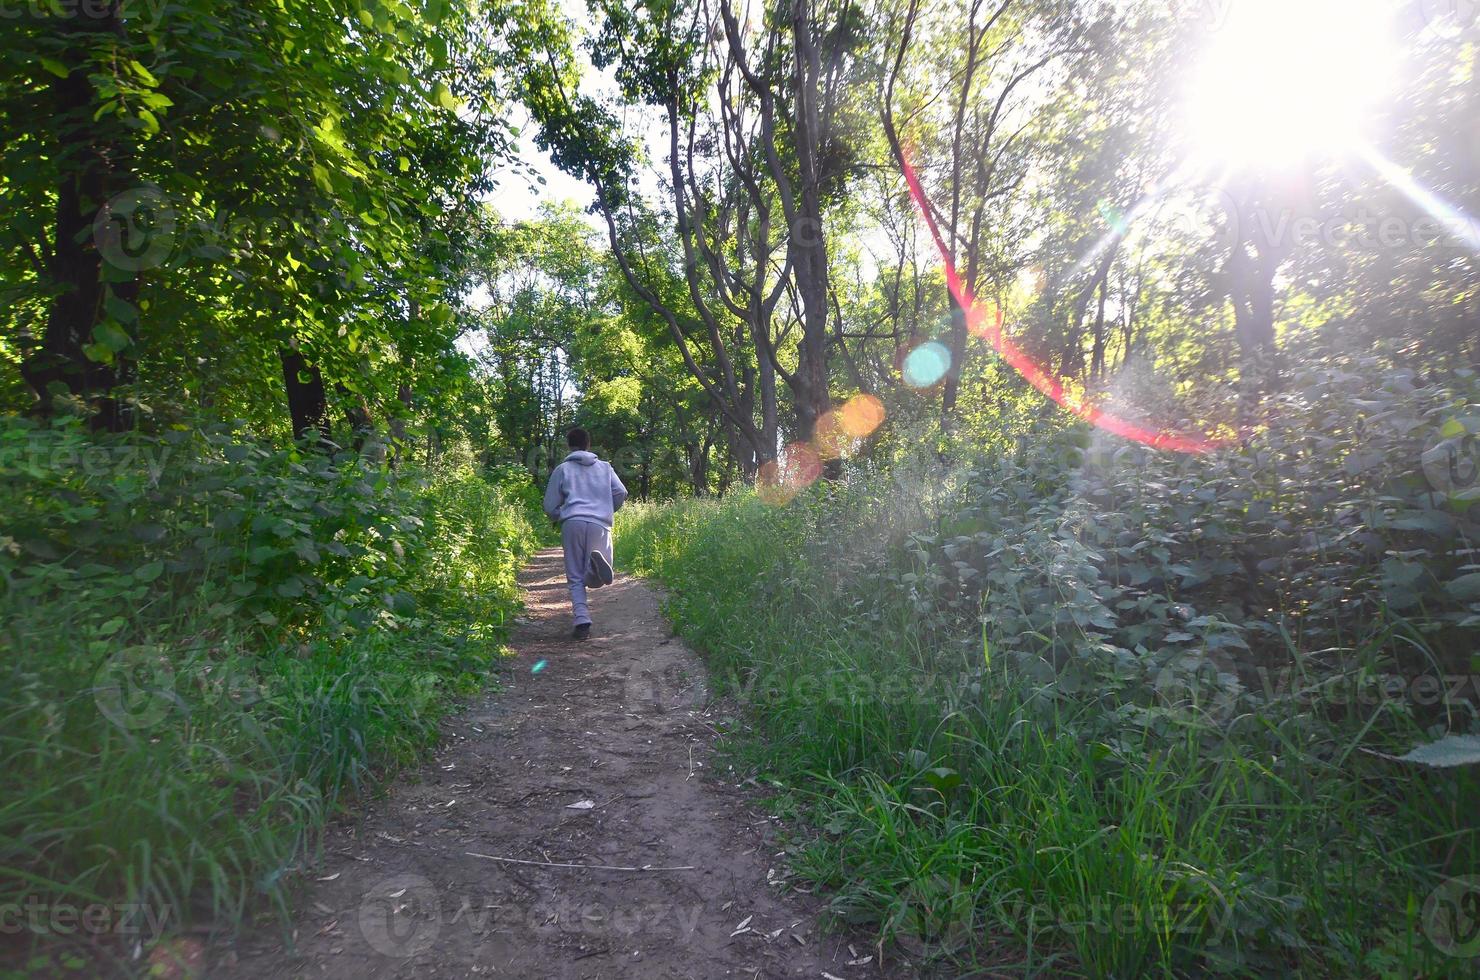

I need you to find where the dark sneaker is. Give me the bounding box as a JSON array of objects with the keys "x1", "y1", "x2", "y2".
[
  {"x1": 589, "y1": 550, "x2": 614, "y2": 587},
  {"x1": 572, "y1": 623, "x2": 592, "y2": 641}
]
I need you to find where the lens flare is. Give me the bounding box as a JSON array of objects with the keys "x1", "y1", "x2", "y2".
[
  {"x1": 1184, "y1": 0, "x2": 1396, "y2": 170},
  {"x1": 815, "y1": 394, "x2": 887, "y2": 458},
  {"x1": 837, "y1": 394, "x2": 885, "y2": 438},
  {"x1": 757, "y1": 443, "x2": 823, "y2": 506},
  {"x1": 814, "y1": 411, "x2": 846, "y2": 459},
  {"x1": 899, "y1": 151, "x2": 1225, "y2": 454},
  {"x1": 966, "y1": 301, "x2": 1004, "y2": 342},
  {"x1": 1096, "y1": 199, "x2": 1129, "y2": 236},
  {"x1": 1358, "y1": 145, "x2": 1480, "y2": 253},
  {"x1": 903, "y1": 341, "x2": 951, "y2": 389}
]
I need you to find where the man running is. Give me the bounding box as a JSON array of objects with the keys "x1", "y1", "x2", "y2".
[{"x1": 542, "y1": 427, "x2": 629, "y2": 640}]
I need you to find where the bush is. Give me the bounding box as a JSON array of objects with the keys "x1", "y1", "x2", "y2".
[
  {"x1": 616, "y1": 365, "x2": 1480, "y2": 977},
  {"x1": 0, "y1": 417, "x2": 538, "y2": 972}
]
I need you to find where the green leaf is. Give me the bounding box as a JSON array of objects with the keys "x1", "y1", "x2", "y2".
[
  {"x1": 104, "y1": 294, "x2": 138, "y2": 324},
  {"x1": 39, "y1": 57, "x2": 69, "y2": 78},
  {"x1": 134, "y1": 561, "x2": 165, "y2": 583},
  {"x1": 432, "y1": 81, "x2": 457, "y2": 111},
  {"x1": 127, "y1": 60, "x2": 158, "y2": 86},
  {"x1": 923, "y1": 767, "x2": 962, "y2": 793},
  {"x1": 1445, "y1": 573, "x2": 1480, "y2": 601},
  {"x1": 93, "y1": 322, "x2": 131, "y2": 353},
  {"x1": 1390, "y1": 735, "x2": 1480, "y2": 768}
]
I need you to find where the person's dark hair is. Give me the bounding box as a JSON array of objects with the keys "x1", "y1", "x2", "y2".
[{"x1": 566, "y1": 427, "x2": 590, "y2": 451}]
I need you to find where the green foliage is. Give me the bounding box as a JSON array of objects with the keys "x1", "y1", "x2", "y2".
[
  {"x1": 1389, "y1": 735, "x2": 1480, "y2": 769},
  {"x1": 616, "y1": 367, "x2": 1480, "y2": 977},
  {"x1": 0, "y1": 0, "x2": 566, "y2": 438},
  {"x1": 0, "y1": 418, "x2": 538, "y2": 967},
  {"x1": 468, "y1": 205, "x2": 731, "y2": 497}
]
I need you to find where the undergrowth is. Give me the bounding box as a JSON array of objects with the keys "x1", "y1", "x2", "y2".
[
  {"x1": 616, "y1": 367, "x2": 1480, "y2": 978},
  {"x1": 0, "y1": 417, "x2": 539, "y2": 975}
]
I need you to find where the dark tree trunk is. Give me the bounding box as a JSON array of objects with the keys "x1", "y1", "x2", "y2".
[
  {"x1": 1224, "y1": 182, "x2": 1292, "y2": 413},
  {"x1": 1090, "y1": 272, "x2": 1110, "y2": 382},
  {"x1": 20, "y1": 1, "x2": 136, "y2": 430},
  {"x1": 280, "y1": 347, "x2": 331, "y2": 445},
  {"x1": 788, "y1": 1, "x2": 834, "y2": 443},
  {"x1": 690, "y1": 427, "x2": 714, "y2": 497},
  {"x1": 940, "y1": 297, "x2": 968, "y2": 431}
]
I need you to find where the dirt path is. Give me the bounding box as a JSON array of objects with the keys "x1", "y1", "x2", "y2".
[{"x1": 217, "y1": 547, "x2": 894, "y2": 979}]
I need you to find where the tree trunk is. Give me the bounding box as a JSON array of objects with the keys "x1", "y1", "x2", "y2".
[
  {"x1": 1225, "y1": 182, "x2": 1289, "y2": 408},
  {"x1": 788, "y1": 0, "x2": 834, "y2": 442},
  {"x1": 21, "y1": 1, "x2": 136, "y2": 430},
  {"x1": 1090, "y1": 272, "x2": 1109, "y2": 383},
  {"x1": 280, "y1": 347, "x2": 331, "y2": 445}
]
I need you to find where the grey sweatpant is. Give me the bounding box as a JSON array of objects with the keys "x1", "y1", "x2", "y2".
[{"x1": 561, "y1": 518, "x2": 612, "y2": 626}]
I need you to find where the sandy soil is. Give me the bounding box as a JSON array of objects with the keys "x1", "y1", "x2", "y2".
[{"x1": 213, "y1": 547, "x2": 900, "y2": 979}]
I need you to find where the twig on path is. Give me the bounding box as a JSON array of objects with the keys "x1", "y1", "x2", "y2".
[
  {"x1": 465, "y1": 852, "x2": 695, "y2": 872},
  {"x1": 572, "y1": 947, "x2": 611, "y2": 961}
]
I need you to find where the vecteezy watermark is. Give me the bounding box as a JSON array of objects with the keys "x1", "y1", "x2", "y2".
[
  {"x1": 1422, "y1": 430, "x2": 1479, "y2": 494},
  {"x1": 0, "y1": 0, "x2": 174, "y2": 31},
  {"x1": 624, "y1": 665, "x2": 980, "y2": 715},
  {"x1": 1034, "y1": 0, "x2": 1236, "y2": 31},
  {"x1": 0, "y1": 897, "x2": 171, "y2": 941},
  {"x1": 894, "y1": 875, "x2": 973, "y2": 958},
  {"x1": 355, "y1": 873, "x2": 704, "y2": 958},
  {"x1": 1157, "y1": 191, "x2": 1480, "y2": 256},
  {"x1": 357, "y1": 873, "x2": 442, "y2": 958},
  {"x1": 620, "y1": 660, "x2": 707, "y2": 714},
  {"x1": 486, "y1": 441, "x2": 701, "y2": 485},
  {"x1": 90, "y1": 186, "x2": 356, "y2": 274},
  {"x1": 94, "y1": 185, "x2": 177, "y2": 273},
  {"x1": 892, "y1": 878, "x2": 1231, "y2": 959},
  {"x1": 93, "y1": 645, "x2": 176, "y2": 731},
  {"x1": 1170, "y1": 0, "x2": 1236, "y2": 30},
  {"x1": 0, "y1": 433, "x2": 175, "y2": 483},
  {"x1": 1253, "y1": 668, "x2": 1480, "y2": 710},
  {"x1": 93, "y1": 649, "x2": 266, "y2": 733},
  {"x1": 1423, "y1": 876, "x2": 1480, "y2": 959}
]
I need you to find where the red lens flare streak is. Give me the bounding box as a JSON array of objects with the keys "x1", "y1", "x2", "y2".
[{"x1": 899, "y1": 153, "x2": 1227, "y2": 454}]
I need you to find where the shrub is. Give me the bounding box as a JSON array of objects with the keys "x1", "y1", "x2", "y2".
[
  {"x1": 0, "y1": 417, "x2": 538, "y2": 971},
  {"x1": 616, "y1": 365, "x2": 1480, "y2": 977}
]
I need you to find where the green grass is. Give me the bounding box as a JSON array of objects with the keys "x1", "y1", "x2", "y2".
[
  {"x1": 616, "y1": 493, "x2": 1480, "y2": 978},
  {"x1": 1, "y1": 427, "x2": 540, "y2": 975}
]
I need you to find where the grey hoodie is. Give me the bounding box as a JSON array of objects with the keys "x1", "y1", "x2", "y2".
[{"x1": 543, "y1": 451, "x2": 629, "y2": 528}]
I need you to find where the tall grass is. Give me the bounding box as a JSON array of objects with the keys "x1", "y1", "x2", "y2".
[
  {"x1": 1, "y1": 420, "x2": 540, "y2": 973},
  {"x1": 618, "y1": 490, "x2": 1479, "y2": 977}
]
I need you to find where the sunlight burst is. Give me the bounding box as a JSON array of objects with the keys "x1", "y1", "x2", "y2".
[{"x1": 1185, "y1": 0, "x2": 1398, "y2": 170}]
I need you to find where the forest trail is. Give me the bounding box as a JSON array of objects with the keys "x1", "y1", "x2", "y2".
[{"x1": 217, "y1": 548, "x2": 893, "y2": 979}]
